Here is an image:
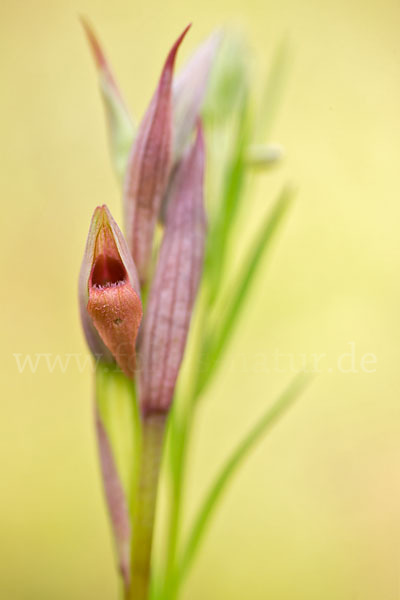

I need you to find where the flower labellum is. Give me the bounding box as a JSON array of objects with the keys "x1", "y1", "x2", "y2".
[
  {"x1": 123, "y1": 25, "x2": 191, "y2": 286},
  {"x1": 79, "y1": 205, "x2": 142, "y2": 378},
  {"x1": 139, "y1": 124, "x2": 206, "y2": 415}
]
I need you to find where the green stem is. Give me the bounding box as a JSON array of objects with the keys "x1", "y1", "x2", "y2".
[{"x1": 128, "y1": 413, "x2": 167, "y2": 600}]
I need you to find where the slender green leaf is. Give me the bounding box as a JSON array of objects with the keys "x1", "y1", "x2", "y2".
[
  {"x1": 176, "y1": 372, "x2": 312, "y2": 587},
  {"x1": 197, "y1": 186, "x2": 294, "y2": 398},
  {"x1": 205, "y1": 98, "x2": 250, "y2": 305}
]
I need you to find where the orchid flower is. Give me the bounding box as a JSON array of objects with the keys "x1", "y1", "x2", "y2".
[
  {"x1": 79, "y1": 204, "x2": 142, "y2": 378},
  {"x1": 79, "y1": 26, "x2": 207, "y2": 600}
]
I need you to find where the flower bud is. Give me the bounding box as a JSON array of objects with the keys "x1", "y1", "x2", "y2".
[
  {"x1": 79, "y1": 205, "x2": 142, "y2": 377},
  {"x1": 139, "y1": 124, "x2": 206, "y2": 415},
  {"x1": 123, "y1": 25, "x2": 191, "y2": 286}
]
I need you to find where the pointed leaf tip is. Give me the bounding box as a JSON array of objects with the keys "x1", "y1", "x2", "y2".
[
  {"x1": 165, "y1": 24, "x2": 192, "y2": 72},
  {"x1": 80, "y1": 18, "x2": 135, "y2": 180},
  {"x1": 80, "y1": 16, "x2": 109, "y2": 72}
]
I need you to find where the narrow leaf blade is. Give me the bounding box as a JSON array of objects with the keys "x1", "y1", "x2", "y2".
[
  {"x1": 205, "y1": 97, "x2": 250, "y2": 304},
  {"x1": 198, "y1": 186, "x2": 294, "y2": 397},
  {"x1": 81, "y1": 18, "x2": 135, "y2": 180},
  {"x1": 177, "y1": 372, "x2": 312, "y2": 585}
]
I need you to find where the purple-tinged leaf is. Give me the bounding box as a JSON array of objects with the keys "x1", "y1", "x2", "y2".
[
  {"x1": 172, "y1": 29, "x2": 222, "y2": 162},
  {"x1": 79, "y1": 205, "x2": 142, "y2": 377},
  {"x1": 81, "y1": 18, "x2": 135, "y2": 180},
  {"x1": 123, "y1": 25, "x2": 191, "y2": 286},
  {"x1": 139, "y1": 125, "x2": 206, "y2": 416},
  {"x1": 95, "y1": 406, "x2": 131, "y2": 587}
]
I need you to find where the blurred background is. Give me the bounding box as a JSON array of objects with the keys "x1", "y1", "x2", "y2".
[{"x1": 1, "y1": 0, "x2": 399, "y2": 598}]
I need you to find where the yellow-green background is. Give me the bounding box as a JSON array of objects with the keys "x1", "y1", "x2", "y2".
[{"x1": 1, "y1": 0, "x2": 399, "y2": 598}]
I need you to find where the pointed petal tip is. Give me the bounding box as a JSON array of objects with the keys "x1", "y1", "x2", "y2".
[
  {"x1": 176, "y1": 23, "x2": 193, "y2": 46},
  {"x1": 163, "y1": 23, "x2": 192, "y2": 73}
]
